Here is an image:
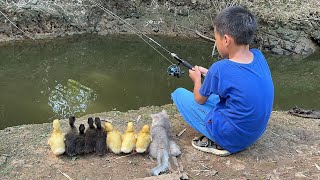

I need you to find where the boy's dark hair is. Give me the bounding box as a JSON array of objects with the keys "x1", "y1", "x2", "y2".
[{"x1": 214, "y1": 6, "x2": 257, "y2": 45}]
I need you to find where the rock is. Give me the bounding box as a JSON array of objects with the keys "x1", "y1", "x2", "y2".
[
  {"x1": 118, "y1": 20, "x2": 125, "y2": 26},
  {"x1": 0, "y1": 155, "x2": 7, "y2": 166},
  {"x1": 311, "y1": 30, "x2": 320, "y2": 45},
  {"x1": 294, "y1": 36, "x2": 317, "y2": 55},
  {"x1": 181, "y1": 173, "x2": 189, "y2": 179},
  {"x1": 120, "y1": 27, "x2": 128, "y2": 32},
  {"x1": 177, "y1": 7, "x2": 189, "y2": 17},
  {"x1": 152, "y1": 25, "x2": 159, "y2": 33},
  {"x1": 271, "y1": 46, "x2": 285, "y2": 55},
  {"x1": 295, "y1": 172, "x2": 307, "y2": 178},
  {"x1": 131, "y1": 0, "x2": 142, "y2": 6},
  {"x1": 4, "y1": 127, "x2": 14, "y2": 133},
  {"x1": 259, "y1": 28, "x2": 317, "y2": 55},
  {"x1": 106, "y1": 23, "x2": 113, "y2": 29}
]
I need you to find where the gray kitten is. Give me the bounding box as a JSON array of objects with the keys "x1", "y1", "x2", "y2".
[{"x1": 149, "y1": 110, "x2": 181, "y2": 176}]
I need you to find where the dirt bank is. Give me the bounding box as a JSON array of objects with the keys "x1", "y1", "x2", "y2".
[
  {"x1": 0, "y1": 0, "x2": 319, "y2": 55},
  {"x1": 1, "y1": 104, "x2": 320, "y2": 179}
]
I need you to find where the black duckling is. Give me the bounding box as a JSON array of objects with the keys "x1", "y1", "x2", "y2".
[
  {"x1": 75, "y1": 124, "x2": 86, "y2": 155},
  {"x1": 95, "y1": 117, "x2": 107, "y2": 156},
  {"x1": 85, "y1": 117, "x2": 96, "y2": 153},
  {"x1": 65, "y1": 115, "x2": 78, "y2": 156}
]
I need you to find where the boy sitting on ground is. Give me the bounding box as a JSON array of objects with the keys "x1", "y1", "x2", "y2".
[{"x1": 171, "y1": 6, "x2": 274, "y2": 156}]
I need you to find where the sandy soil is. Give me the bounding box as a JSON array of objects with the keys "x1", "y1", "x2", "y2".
[{"x1": 1, "y1": 104, "x2": 320, "y2": 179}]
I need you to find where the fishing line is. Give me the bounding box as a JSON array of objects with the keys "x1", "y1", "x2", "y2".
[
  {"x1": 0, "y1": 9, "x2": 42, "y2": 63},
  {"x1": 0, "y1": 10, "x2": 35, "y2": 41},
  {"x1": 89, "y1": 0, "x2": 201, "y2": 78},
  {"x1": 1, "y1": 1, "x2": 196, "y2": 77},
  {"x1": 89, "y1": 0, "x2": 175, "y2": 65}
]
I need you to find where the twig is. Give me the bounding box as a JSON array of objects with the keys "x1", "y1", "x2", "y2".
[
  {"x1": 114, "y1": 153, "x2": 135, "y2": 160},
  {"x1": 172, "y1": 156, "x2": 189, "y2": 179},
  {"x1": 211, "y1": 42, "x2": 217, "y2": 57},
  {"x1": 200, "y1": 164, "x2": 210, "y2": 170},
  {"x1": 136, "y1": 115, "x2": 141, "y2": 123},
  {"x1": 195, "y1": 30, "x2": 215, "y2": 42},
  {"x1": 149, "y1": 156, "x2": 156, "y2": 162},
  {"x1": 171, "y1": 156, "x2": 180, "y2": 173},
  {"x1": 301, "y1": 17, "x2": 320, "y2": 21},
  {"x1": 58, "y1": 169, "x2": 73, "y2": 180},
  {"x1": 315, "y1": 163, "x2": 320, "y2": 171},
  {"x1": 177, "y1": 128, "x2": 187, "y2": 137},
  {"x1": 175, "y1": 19, "x2": 183, "y2": 34},
  {"x1": 191, "y1": 170, "x2": 211, "y2": 172},
  {"x1": 187, "y1": 8, "x2": 194, "y2": 27},
  {"x1": 176, "y1": 24, "x2": 195, "y2": 32},
  {"x1": 192, "y1": 158, "x2": 211, "y2": 162}
]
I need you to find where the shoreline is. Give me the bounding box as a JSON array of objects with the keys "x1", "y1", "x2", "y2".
[{"x1": 1, "y1": 104, "x2": 320, "y2": 179}]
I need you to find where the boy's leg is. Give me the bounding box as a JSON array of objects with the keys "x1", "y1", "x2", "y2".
[{"x1": 171, "y1": 88, "x2": 220, "y2": 142}]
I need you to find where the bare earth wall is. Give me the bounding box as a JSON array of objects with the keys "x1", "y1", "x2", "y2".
[{"x1": 0, "y1": 0, "x2": 319, "y2": 55}]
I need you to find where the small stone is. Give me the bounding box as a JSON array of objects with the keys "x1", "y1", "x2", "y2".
[
  {"x1": 0, "y1": 156, "x2": 7, "y2": 166},
  {"x1": 152, "y1": 26, "x2": 159, "y2": 33}
]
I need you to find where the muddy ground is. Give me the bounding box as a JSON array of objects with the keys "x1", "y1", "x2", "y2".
[{"x1": 0, "y1": 104, "x2": 320, "y2": 179}]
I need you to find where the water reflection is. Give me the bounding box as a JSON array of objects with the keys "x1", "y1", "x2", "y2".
[{"x1": 48, "y1": 79, "x2": 97, "y2": 118}]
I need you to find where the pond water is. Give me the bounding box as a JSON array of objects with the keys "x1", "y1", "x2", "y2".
[{"x1": 0, "y1": 34, "x2": 319, "y2": 130}]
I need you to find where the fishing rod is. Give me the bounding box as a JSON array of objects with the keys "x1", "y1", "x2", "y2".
[{"x1": 89, "y1": 0, "x2": 197, "y2": 78}]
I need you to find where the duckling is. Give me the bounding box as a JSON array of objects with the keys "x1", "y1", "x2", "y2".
[
  {"x1": 95, "y1": 117, "x2": 107, "y2": 156},
  {"x1": 121, "y1": 122, "x2": 137, "y2": 153},
  {"x1": 75, "y1": 124, "x2": 86, "y2": 155},
  {"x1": 105, "y1": 122, "x2": 122, "y2": 154},
  {"x1": 48, "y1": 119, "x2": 65, "y2": 155},
  {"x1": 85, "y1": 117, "x2": 96, "y2": 153},
  {"x1": 64, "y1": 116, "x2": 78, "y2": 156},
  {"x1": 136, "y1": 125, "x2": 151, "y2": 153}
]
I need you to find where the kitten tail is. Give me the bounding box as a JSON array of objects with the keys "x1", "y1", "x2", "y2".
[{"x1": 151, "y1": 150, "x2": 169, "y2": 176}]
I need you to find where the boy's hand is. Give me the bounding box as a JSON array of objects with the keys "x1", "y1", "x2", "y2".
[
  {"x1": 189, "y1": 65, "x2": 208, "y2": 104},
  {"x1": 189, "y1": 65, "x2": 202, "y2": 83},
  {"x1": 198, "y1": 66, "x2": 208, "y2": 76}
]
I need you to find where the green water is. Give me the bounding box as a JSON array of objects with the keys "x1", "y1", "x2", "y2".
[{"x1": 0, "y1": 34, "x2": 319, "y2": 129}]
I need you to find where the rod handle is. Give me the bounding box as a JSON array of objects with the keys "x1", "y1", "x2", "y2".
[{"x1": 181, "y1": 60, "x2": 193, "y2": 69}]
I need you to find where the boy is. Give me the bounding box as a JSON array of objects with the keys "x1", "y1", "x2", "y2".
[{"x1": 171, "y1": 6, "x2": 274, "y2": 156}]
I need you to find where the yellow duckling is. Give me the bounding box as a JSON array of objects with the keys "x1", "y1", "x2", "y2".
[
  {"x1": 48, "y1": 119, "x2": 65, "y2": 155},
  {"x1": 105, "y1": 122, "x2": 122, "y2": 154},
  {"x1": 136, "y1": 125, "x2": 151, "y2": 153},
  {"x1": 121, "y1": 122, "x2": 137, "y2": 153}
]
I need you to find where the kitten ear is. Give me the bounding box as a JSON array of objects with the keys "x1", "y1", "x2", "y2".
[
  {"x1": 161, "y1": 109, "x2": 169, "y2": 117},
  {"x1": 150, "y1": 114, "x2": 159, "y2": 120}
]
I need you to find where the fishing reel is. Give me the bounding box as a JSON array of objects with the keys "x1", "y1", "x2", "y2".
[
  {"x1": 167, "y1": 64, "x2": 184, "y2": 78},
  {"x1": 167, "y1": 53, "x2": 193, "y2": 78}
]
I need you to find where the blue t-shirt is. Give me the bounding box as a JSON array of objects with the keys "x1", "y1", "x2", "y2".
[{"x1": 199, "y1": 49, "x2": 274, "y2": 153}]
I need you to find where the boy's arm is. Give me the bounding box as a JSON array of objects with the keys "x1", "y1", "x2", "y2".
[
  {"x1": 193, "y1": 80, "x2": 208, "y2": 104},
  {"x1": 189, "y1": 66, "x2": 208, "y2": 104}
]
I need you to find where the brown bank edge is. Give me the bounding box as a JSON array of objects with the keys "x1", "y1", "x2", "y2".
[{"x1": 0, "y1": 104, "x2": 320, "y2": 179}]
